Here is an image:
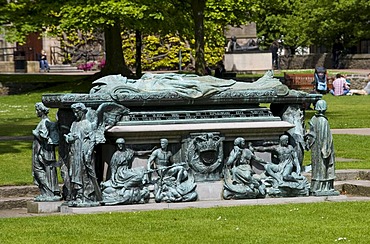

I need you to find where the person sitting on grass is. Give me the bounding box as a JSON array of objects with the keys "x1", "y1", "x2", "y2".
[
  {"x1": 330, "y1": 74, "x2": 350, "y2": 96},
  {"x1": 349, "y1": 73, "x2": 370, "y2": 95}
]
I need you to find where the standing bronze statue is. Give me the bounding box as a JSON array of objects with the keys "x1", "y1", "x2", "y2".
[
  {"x1": 305, "y1": 100, "x2": 339, "y2": 196},
  {"x1": 32, "y1": 102, "x2": 61, "y2": 201},
  {"x1": 64, "y1": 103, "x2": 101, "y2": 206}
]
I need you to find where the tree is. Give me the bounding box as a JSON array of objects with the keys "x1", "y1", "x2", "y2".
[
  {"x1": 253, "y1": 0, "x2": 370, "y2": 53},
  {"x1": 161, "y1": 0, "x2": 253, "y2": 75}
]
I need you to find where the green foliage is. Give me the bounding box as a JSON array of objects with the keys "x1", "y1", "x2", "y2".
[
  {"x1": 1, "y1": 202, "x2": 370, "y2": 242},
  {"x1": 280, "y1": 0, "x2": 370, "y2": 49},
  {"x1": 252, "y1": 0, "x2": 294, "y2": 46},
  {"x1": 122, "y1": 33, "x2": 224, "y2": 70}
]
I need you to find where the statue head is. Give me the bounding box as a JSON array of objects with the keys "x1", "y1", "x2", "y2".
[
  {"x1": 280, "y1": 135, "x2": 289, "y2": 146},
  {"x1": 116, "y1": 138, "x2": 125, "y2": 150},
  {"x1": 71, "y1": 103, "x2": 88, "y2": 120},
  {"x1": 35, "y1": 102, "x2": 49, "y2": 115},
  {"x1": 314, "y1": 100, "x2": 327, "y2": 113},
  {"x1": 71, "y1": 103, "x2": 87, "y2": 112},
  {"x1": 116, "y1": 138, "x2": 125, "y2": 144},
  {"x1": 234, "y1": 137, "x2": 245, "y2": 148},
  {"x1": 160, "y1": 138, "x2": 168, "y2": 149}
]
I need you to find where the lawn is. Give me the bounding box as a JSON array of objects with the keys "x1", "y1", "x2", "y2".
[{"x1": 1, "y1": 201, "x2": 370, "y2": 243}]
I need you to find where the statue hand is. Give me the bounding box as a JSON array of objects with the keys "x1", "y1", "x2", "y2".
[{"x1": 47, "y1": 138, "x2": 53, "y2": 144}]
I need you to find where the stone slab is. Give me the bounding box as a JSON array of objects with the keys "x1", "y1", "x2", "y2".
[
  {"x1": 196, "y1": 181, "x2": 223, "y2": 201},
  {"x1": 61, "y1": 195, "x2": 353, "y2": 215},
  {"x1": 224, "y1": 52, "x2": 272, "y2": 71},
  {"x1": 107, "y1": 121, "x2": 294, "y2": 144},
  {"x1": 27, "y1": 201, "x2": 64, "y2": 213}
]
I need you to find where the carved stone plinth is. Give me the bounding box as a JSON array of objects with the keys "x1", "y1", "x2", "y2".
[
  {"x1": 27, "y1": 201, "x2": 63, "y2": 213},
  {"x1": 196, "y1": 181, "x2": 224, "y2": 201}
]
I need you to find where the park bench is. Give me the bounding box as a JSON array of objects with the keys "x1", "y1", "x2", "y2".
[
  {"x1": 284, "y1": 73, "x2": 333, "y2": 92},
  {"x1": 283, "y1": 73, "x2": 315, "y2": 92}
]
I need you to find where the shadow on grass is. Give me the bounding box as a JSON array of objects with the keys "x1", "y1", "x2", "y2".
[
  {"x1": 0, "y1": 74, "x2": 95, "y2": 95},
  {"x1": 0, "y1": 140, "x2": 31, "y2": 155}
]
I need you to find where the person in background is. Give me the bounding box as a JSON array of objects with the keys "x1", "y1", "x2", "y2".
[
  {"x1": 205, "y1": 63, "x2": 212, "y2": 76},
  {"x1": 39, "y1": 50, "x2": 50, "y2": 72},
  {"x1": 342, "y1": 74, "x2": 351, "y2": 87},
  {"x1": 330, "y1": 73, "x2": 350, "y2": 96},
  {"x1": 214, "y1": 61, "x2": 225, "y2": 78},
  {"x1": 270, "y1": 41, "x2": 279, "y2": 69},
  {"x1": 332, "y1": 39, "x2": 343, "y2": 69},
  {"x1": 349, "y1": 73, "x2": 370, "y2": 95}
]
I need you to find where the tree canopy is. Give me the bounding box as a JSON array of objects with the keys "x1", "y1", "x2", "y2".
[{"x1": 1, "y1": 0, "x2": 370, "y2": 75}]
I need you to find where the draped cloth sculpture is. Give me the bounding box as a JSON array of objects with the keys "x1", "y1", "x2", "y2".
[
  {"x1": 32, "y1": 102, "x2": 61, "y2": 201},
  {"x1": 223, "y1": 137, "x2": 266, "y2": 199},
  {"x1": 101, "y1": 138, "x2": 149, "y2": 205},
  {"x1": 89, "y1": 71, "x2": 289, "y2": 99},
  {"x1": 64, "y1": 103, "x2": 101, "y2": 207},
  {"x1": 305, "y1": 100, "x2": 339, "y2": 196}
]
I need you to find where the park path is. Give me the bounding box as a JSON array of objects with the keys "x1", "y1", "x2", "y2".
[{"x1": 331, "y1": 128, "x2": 370, "y2": 136}]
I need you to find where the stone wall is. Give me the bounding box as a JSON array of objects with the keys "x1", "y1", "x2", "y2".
[
  {"x1": 0, "y1": 61, "x2": 39, "y2": 73},
  {"x1": 27, "y1": 61, "x2": 40, "y2": 73},
  {"x1": 0, "y1": 61, "x2": 14, "y2": 73},
  {"x1": 279, "y1": 53, "x2": 370, "y2": 69}
]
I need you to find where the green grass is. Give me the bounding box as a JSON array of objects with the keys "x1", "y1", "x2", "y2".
[
  {"x1": 0, "y1": 141, "x2": 33, "y2": 186},
  {"x1": 0, "y1": 76, "x2": 93, "y2": 137},
  {"x1": 0, "y1": 74, "x2": 91, "y2": 83},
  {"x1": 316, "y1": 94, "x2": 370, "y2": 129},
  {"x1": 1, "y1": 201, "x2": 370, "y2": 243},
  {"x1": 302, "y1": 134, "x2": 370, "y2": 169}
]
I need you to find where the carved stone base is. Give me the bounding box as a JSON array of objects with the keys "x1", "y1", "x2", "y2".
[
  {"x1": 196, "y1": 181, "x2": 223, "y2": 201},
  {"x1": 310, "y1": 190, "x2": 340, "y2": 197},
  {"x1": 27, "y1": 201, "x2": 64, "y2": 213}
]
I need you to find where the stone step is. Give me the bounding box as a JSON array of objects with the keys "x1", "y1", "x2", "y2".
[
  {"x1": 0, "y1": 197, "x2": 34, "y2": 210},
  {"x1": 303, "y1": 169, "x2": 370, "y2": 182},
  {"x1": 335, "y1": 180, "x2": 370, "y2": 196},
  {"x1": 0, "y1": 185, "x2": 38, "y2": 198},
  {"x1": 47, "y1": 64, "x2": 84, "y2": 73}
]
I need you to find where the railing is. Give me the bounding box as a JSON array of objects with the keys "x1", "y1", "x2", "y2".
[
  {"x1": 50, "y1": 45, "x2": 104, "y2": 65},
  {"x1": 0, "y1": 47, "x2": 36, "y2": 62}
]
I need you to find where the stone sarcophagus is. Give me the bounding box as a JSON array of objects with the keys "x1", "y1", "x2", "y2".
[{"x1": 40, "y1": 71, "x2": 322, "y2": 206}]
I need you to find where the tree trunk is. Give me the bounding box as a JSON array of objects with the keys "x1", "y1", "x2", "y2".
[
  {"x1": 135, "y1": 30, "x2": 142, "y2": 78},
  {"x1": 101, "y1": 21, "x2": 132, "y2": 77},
  {"x1": 191, "y1": 0, "x2": 206, "y2": 75}
]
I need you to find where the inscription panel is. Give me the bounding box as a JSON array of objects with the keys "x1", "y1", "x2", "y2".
[{"x1": 119, "y1": 108, "x2": 277, "y2": 125}]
